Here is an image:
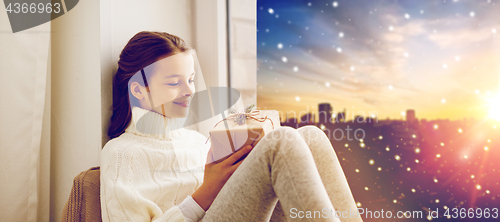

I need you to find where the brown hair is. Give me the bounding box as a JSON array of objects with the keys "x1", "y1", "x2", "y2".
[{"x1": 108, "y1": 31, "x2": 192, "y2": 140}]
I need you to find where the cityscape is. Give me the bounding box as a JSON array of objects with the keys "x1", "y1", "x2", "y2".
[
  {"x1": 279, "y1": 103, "x2": 499, "y2": 221},
  {"x1": 257, "y1": 0, "x2": 500, "y2": 220}
]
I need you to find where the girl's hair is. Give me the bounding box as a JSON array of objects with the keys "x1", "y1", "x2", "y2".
[{"x1": 108, "y1": 31, "x2": 192, "y2": 140}]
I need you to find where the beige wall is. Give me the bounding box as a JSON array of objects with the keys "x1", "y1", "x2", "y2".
[
  {"x1": 50, "y1": 1, "x2": 102, "y2": 221},
  {"x1": 229, "y1": 0, "x2": 257, "y2": 109}
]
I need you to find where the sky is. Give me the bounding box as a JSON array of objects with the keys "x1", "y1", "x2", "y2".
[{"x1": 256, "y1": 0, "x2": 500, "y2": 121}]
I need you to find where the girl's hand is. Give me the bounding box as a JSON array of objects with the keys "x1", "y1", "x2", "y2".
[{"x1": 191, "y1": 144, "x2": 253, "y2": 211}]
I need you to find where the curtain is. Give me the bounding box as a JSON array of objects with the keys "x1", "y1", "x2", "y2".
[{"x1": 0, "y1": 13, "x2": 51, "y2": 222}]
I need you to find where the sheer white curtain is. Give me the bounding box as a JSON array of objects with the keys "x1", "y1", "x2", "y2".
[{"x1": 0, "y1": 12, "x2": 51, "y2": 222}]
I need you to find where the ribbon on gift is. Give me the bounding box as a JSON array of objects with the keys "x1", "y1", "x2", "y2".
[{"x1": 204, "y1": 110, "x2": 275, "y2": 152}]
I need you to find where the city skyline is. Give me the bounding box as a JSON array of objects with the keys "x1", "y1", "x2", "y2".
[
  {"x1": 257, "y1": 0, "x2": 500, "y2": 121},
  {"x1": 277, "y1": 101, "x2": 483, "y2": 125}
]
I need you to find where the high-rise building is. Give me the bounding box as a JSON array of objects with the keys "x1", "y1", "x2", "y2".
[
  {"x1": 336, "y1": 108, "x2": 346, "y2": 123},
  {"x1": 318, "y1": 103, "x2": 333, "y2": 124},
  {"x1": 406, "y1": 109, "x2": 416, "y2": 124}
]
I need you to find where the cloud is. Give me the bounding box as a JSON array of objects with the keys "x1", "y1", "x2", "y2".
[
  {"x1": 257, "y1": 0, "x2": 500, "y2": 120},
  {"x1": 428, "y1": 26, "x2": 494, "y2": 48}
]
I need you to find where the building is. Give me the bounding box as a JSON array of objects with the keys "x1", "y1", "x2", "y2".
[
  {"x1": 406, "y1": 109, "x2": 416, "y2": 124},
  {"x1": 335, "y1": 109, "x2": 346, "y2": 123},
  {"x1": 318, "y1": 103, "x2": 333, "y2": 125}
]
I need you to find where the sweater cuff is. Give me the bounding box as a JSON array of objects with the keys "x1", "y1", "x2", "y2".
[{"x1": 178, "y1": 195, "x2": 206, "y2": 222}]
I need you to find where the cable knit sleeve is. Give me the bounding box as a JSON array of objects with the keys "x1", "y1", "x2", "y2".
[{"x1": 100, "y1": 143, "x2": 200, "y2": 222}]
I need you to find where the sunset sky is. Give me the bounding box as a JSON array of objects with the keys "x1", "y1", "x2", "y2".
[{"x1": 256, "y1": 0, "x2": 500, "y2": 121}]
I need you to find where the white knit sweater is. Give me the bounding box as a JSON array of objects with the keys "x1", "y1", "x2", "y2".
[{"x1": 100, "y1": 106, "x2": 210, "y2": 222}]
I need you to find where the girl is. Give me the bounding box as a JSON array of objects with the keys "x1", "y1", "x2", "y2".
[{"x1": 100, "y1": 31, "x2": 362, "y2": 222}]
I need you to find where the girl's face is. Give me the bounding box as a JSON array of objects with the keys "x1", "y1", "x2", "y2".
[{"x1": 130, "y1": 52, "x2": 196, "y2": 118}]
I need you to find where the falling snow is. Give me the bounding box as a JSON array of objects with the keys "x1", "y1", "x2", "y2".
[{"x1": 257, "y1": 0, "x2": 500, "y2": 213}]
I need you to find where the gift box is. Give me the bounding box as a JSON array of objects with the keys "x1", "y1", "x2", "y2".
[{"x1": 206, "y1": 106, "x2": 281, "y2": 164}]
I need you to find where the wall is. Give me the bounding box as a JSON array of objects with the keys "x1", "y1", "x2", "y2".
[
  {"x1": 229, "y1": 0, "x2": 257, "y2": 109},
  {"x1": 50, "y1": 0, "x2": 102, "y2": 221},
  {"x1": 193, "y1": 0, "x2": 230, "y2": 138}
]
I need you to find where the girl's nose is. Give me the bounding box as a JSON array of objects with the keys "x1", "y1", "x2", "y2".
[{"x1": 181, "y1": 83, "x2": 194, "y2": 97}]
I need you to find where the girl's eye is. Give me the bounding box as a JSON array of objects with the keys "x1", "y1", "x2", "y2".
[{"x1": 167, "y1": 80, "x2": 194, "y2": 86}]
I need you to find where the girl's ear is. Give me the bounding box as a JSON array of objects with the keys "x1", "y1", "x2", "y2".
[{"x1": 130, "y1": 82, "x2": 145, "y2": 100}]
